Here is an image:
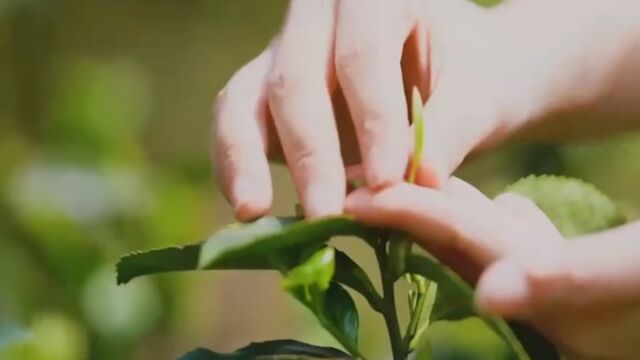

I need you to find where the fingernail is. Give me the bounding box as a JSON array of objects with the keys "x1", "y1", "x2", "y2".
[
  {"x1": 303, "y1": 180, "x2": 344, "y2": 218},
  {"x1": 476, "y1": 261, "x2": 530, "y2": 316}
]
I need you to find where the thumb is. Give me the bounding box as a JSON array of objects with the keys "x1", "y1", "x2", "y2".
[{"x1": 476, "y1": 226, "x2": 640, "y2": 318}]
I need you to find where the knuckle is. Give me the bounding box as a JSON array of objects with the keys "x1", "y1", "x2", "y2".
[
  {"x1": 289, "y1": 143, "x2": 318, "y2": 175},
  {"x1": 267, "y1": 69, "x2": 295, "y2": 105},
  {"x1": 335, "y1": 42, "x2": 375, "y2": 79}
]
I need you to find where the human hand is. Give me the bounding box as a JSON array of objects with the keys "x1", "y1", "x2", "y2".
[
  {"x1": 477, "y1": 223, "x2": 640, "y2": 360},
  {"x1": 213, "y1": 0, "x2": 429, "y2": 220},
  {"x1": 345, "y1": 180, "x2": 640, "y2": 360},
  {"x1": 213, "y1": 0, "x2": 640, "y2": 221}
]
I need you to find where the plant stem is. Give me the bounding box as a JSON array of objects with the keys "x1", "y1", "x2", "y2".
[
  {"x1": 375, "y1": 240, "x2": 404, "y2": 360},
  {"x1": 403, "y1": 277, "x2": 428, "y2": 349}
]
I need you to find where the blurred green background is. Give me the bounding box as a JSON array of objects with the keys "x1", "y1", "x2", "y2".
[{"x1": 0, "y1": 1, "x2": 638, "y2": 359}]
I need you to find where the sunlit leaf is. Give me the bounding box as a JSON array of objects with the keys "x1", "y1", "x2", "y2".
[
  {"x1": 198, "y1": 216, "x2": 371, "y2": 270},
  {"x1": 282, "y1": 247, "x2": 335, "y2": 300},
  {"x1": 283, "y1": 248, "x2": 360, "y2": 357},
  {"x1": 503, "y1": 175, "x2": 626, "y2": 237},
  {"x1": 117, "y1": 216, "x2": 372, "y2": 284},
  {"x1": 408, "y1": 87, "x2": 425, "y2": 184}
]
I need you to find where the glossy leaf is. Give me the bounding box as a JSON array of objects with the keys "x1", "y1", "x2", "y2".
[
  {"x1": 333, "y1": 249, "x2": 383, "y2": 312},
  {"x1": 178, "y1": 339, "x2": 352, "y2": 360},
  {"x1": 284, "y1": 250, "x2": 360, "y2": 357},
  {"x1": 117, "y1": 216, "x2": 371, "y2": 284},
  {"x1": 117, "y1": 245, "x2": 202, "y2": 285},
  {"x1": 322, "y1": 283, "x2": 360, "y2": 355},
  {"x1": 198, "y1": 216, "x2": 371, "y2": 270}
]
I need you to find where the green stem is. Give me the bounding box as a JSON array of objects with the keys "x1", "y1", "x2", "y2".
[
  {"x1": 375, "y1": 240, "x2": 404, "y2": 360},
  {"x1": 403, "y1": 277, "x2": 428, "y2": 349}
]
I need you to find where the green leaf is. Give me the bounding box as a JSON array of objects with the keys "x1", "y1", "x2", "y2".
[
  {"x1": 333, "y1": 249, "x2": 383, "y2": 312},
  {"x1": 408, "y1": 86, "x2": 425, "y2": 184},
  {"x1": 405, "y1": 254, "x2": 560, "y2": 360},
  {"x1": 198, "y1": 216, "x2": 371, "y2": 270},
  {"x1": 177, "y1": 339, "x2": 352, "y2": 359},
  {"x1": 117, "y1": 216, "x2": 371, "y2": 284},
  {"x1": 321, "y1": 283, "x2": 360, "y2": 355},
  {"x1": 503, "y1": 175, "x2": 626, "y2": 237},
  {"x1": 282, "y1": 247, "x2": 335, "y2": 301},
  {"x1": 287, "y1": 282, "x2": 360, "y2": 357},
  {"x1": 284, "y1": 249, "x2": 360, "y2": 357},
  {"x1": 117, "y1": 245, "x2": 201, "y2": 285}
]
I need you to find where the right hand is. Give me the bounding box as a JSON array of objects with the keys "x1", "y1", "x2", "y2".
[
  {"x1": 345, "y1": 179, "x2": 640, "y2": 360},
  {"x1": 212, "y1": 0, "x2": 640, "y2": 221}
]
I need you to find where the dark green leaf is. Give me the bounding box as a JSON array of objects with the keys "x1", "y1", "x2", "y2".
[
  {"x1": 388, "y1": 233, "x2": 412, "y2": 279},
  {"x1": 321, "y1": 283, "x2": 359, "y2": 354},
  {"x1": 116, "y1": 241, "x2": 322, "y2": 285},
  {"x1": 178, "y1": 339, "x2": 352, "y2": 360},
  {"x1": 333, "y1": 249, "x2": 383, "y2": 312},
  {"x1": 117, "y1": 216, "x2": 370, "y2": 284},
  {"x1": 117, "y1": 245, "x2": 202, "y2": 285},
  {"x1": 198, "y1": 216, "x2": 371, "y2": 270},
  {"x1": 508, "y1": 321, "x2": 560, "y2": 360}
]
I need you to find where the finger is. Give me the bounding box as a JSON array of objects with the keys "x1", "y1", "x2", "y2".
[
  {"x1": 335, "y1": 0, "x2": 418, "y2": 188},
  {"x1": 478, "y1": 222, "x2": 640, "y2": 317},
  {"x1": 475, "y1": 259, "x2": 533, "y2": 318},
  {"x1": 213, "y1": 47, "x2": 274, "y2": 221},
  {"x1": 413, "y1": 80, "x2": 499, "y2": 187},
  {"x1": 345, "y1": 179, "x2": 525, "y2": 265},
  {"x1": 267, "y1": 0, "x2": 344, "y2": 218},
  {"x1": 412, "y1": 0, "x2": 499, "y2": 187}
]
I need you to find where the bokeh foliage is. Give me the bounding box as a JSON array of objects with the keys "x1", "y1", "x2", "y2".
[{"x1": 1, "y1": 1, "x2": 639, "y2": 359}]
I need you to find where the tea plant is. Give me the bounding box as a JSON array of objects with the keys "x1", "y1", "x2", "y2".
[{"x1": 117, "y1": 89, "x2": 625, "y2": 360}]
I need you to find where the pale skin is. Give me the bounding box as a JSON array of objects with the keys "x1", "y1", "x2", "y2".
[{"x1": 213, "y1": 0, "x2": 640, "y2": 359}]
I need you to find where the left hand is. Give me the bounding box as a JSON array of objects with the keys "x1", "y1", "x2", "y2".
[{"x1": 345, "y1": 179, "x2": 640, "y2": 360}]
